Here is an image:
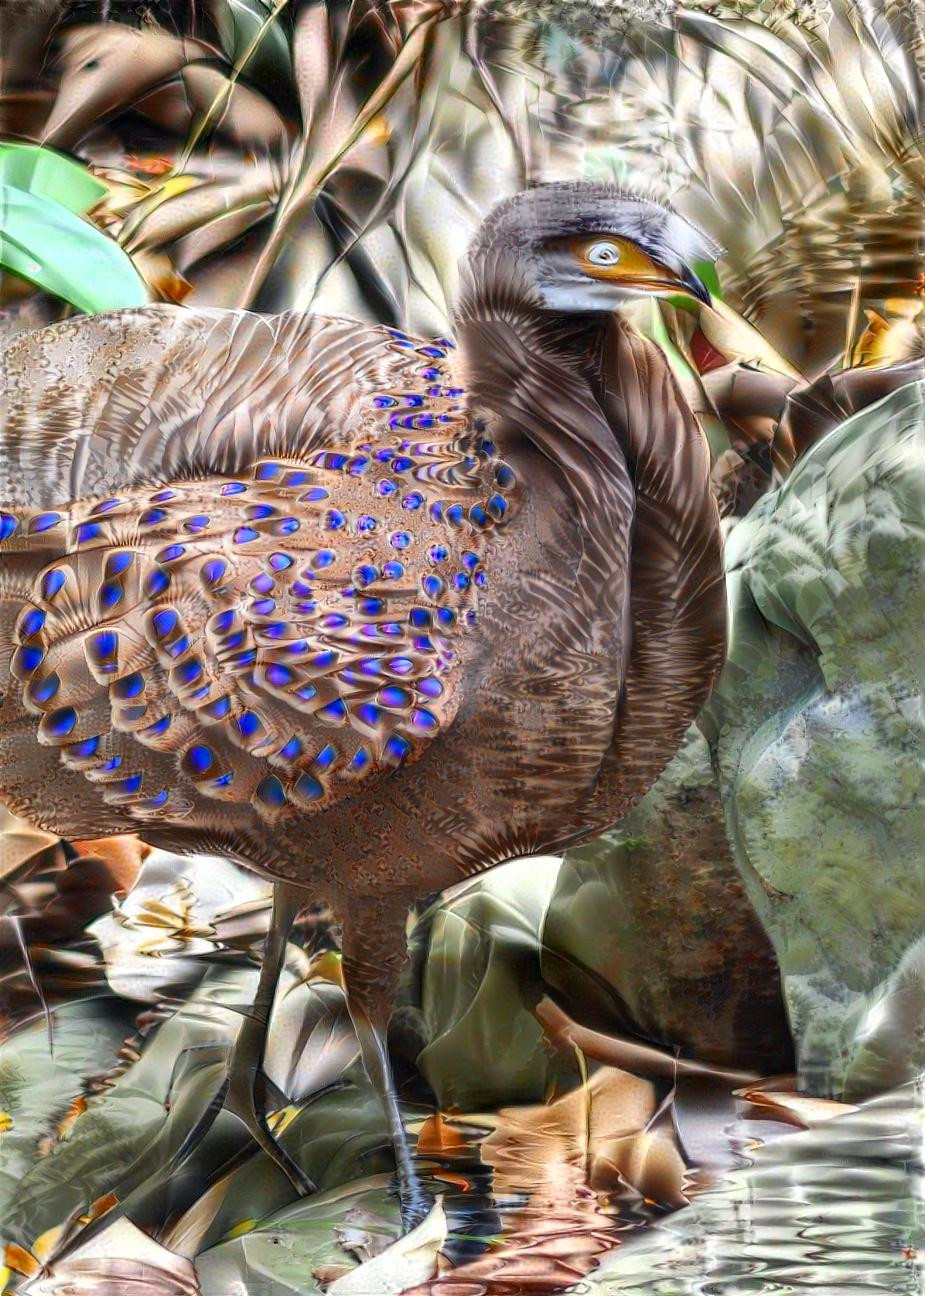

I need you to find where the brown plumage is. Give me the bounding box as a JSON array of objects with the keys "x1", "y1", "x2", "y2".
[{"x1": 0, "y1": 182, "x2": 726, "y2": 1225}]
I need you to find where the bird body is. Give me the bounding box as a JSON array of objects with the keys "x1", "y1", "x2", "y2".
[{"x1": 0, "y1": 183, "x2": 726, "y2": 1216}]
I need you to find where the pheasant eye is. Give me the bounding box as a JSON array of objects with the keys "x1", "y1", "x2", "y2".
[{"x1": 586, "y1": 241, "x2": 621, "y2": 266}]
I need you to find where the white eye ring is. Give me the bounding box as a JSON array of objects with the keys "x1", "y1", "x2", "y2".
[{"x1": 586, "y1": 241, "x2": 621, "y2": 266}]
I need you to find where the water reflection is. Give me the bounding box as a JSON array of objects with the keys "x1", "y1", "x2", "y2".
[{"x1": 574, "y1": 1080, "x2": 924, "y2": 1294}]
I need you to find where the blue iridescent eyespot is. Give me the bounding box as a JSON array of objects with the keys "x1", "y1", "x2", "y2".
[
  {"x1": 312, "y1": 744, "x2": 337, "y2": 771},
  {"x1": 20, "y1": 609, "x2": 45, "y2": 637},
  {"x1": 89, "y1": 631, "x2": 118, "y2": 660},
  {"x1": 113, "y1": 672, "x2": 144, "y2": 699},
  {"x1": 252, "y1": 573, "x2": 275, "y2": 594},
  {"x1": 31, "y1": 512, "x2": 61, "y2": 533},
  {"x1": 326, "y1": 510, "x2": 346, "y2": 530},
  {"x1": 409, "y1": 608, "x2": 432, "y2": 628},
  {"x1": 67, "y1": 736, "x2": 100, "y2": 760},
  {"x1": 302, "y1": 487, "x2": 328, "y2": 502},
  {"x1": 294, "y1": 773, "x2": 324, "y2": 801},
  {"x1": 247, "y1": 504, "x2": 276, "y2": 521},
  {"x1": 276, "y1": 517, "x2": 300, "y2": 536},
  {"x1": 418, "y1": 676, "x2": 443, "y2": 698},
  {"x1": 14, "y1": 646, "x2": 43, "y2": 673},
  {"x1": 356, "y1": 703, "x2": 381, "y2": 726},
  {"x1": 143, "y1": 715, "x2": 171, "y2": 737},
  {"x1": 310, "y1": 650, "x2": 338, "y2": 671},
  {"x1": 46, "y1": 707, "x2": 77, "y2": 738},
  {"x1": 428, "y1": 545, "x2": 448, "y2": 564},
  {"x1": 389, "y1": 531, "x2": 411, "y2": 550},
  {"x1": 234, "y1": 527, "x2": 259, "y2": 544},
  {"x1": 411, "y1": 708, "x2": 438, "y2": 731},
  {"x1": 158, "y1": 545, "x2": 185, "y2": 563},
  {"x1": 256, "y1": 462, "x2": 281, "y2": 481},
  {"x1": 279, "y1": 737, "x2": 303, "y2": 760},
  {"x1": 221, "y1": 482, "x2": 247, "y2": 495},
  {"x1": 422, "y1": 575, "x2": 444, "y2": 598},
  {"x1": 0, "y1": 513, "x2": 17, "y2": 541},
  {"x1": 110, "y1": 774, "x2": 142, "y2": 796},
  {"x1": 382, "y1": 562, "x2": 404, "y2": 580},
  {"x1": 30, "y1": 673, "x2": 60, "y2": 703},
  {"x1": 266, "y1": 663, "x2": 295, "y2": 688},
  {"x1": 140, "y1": 509, "x2": 166, "y2": 527},
  {"x1": 176, "y1": 659, "x2": 202, "y2": 685},
  {"x1": 312, "y1": 549, "x2": 335, "y2": 569},
  {"x1": 257, "y1": 776, "x2": 287, "y2": 808},
  {"x1": 41, "y1": 569, "x2": 67, "y2": 599},
  {"x1": 237, "y1": 712, "x2": 262, "y2": 738},
  {"x1": 99, "y1": 581, "x2": 124, "y2": 612},
  {"x1": 211, "y1": 610, "x2": 236, "y2": 634},
  {"x1": 351, "y1": 747, "x2": 370, "y2": 770},
  {"x1": 106, "y1": 552, "x2": 134, "y2": 577},
  {"x1": 184, "y1": 515, "x2": 210, "y2": 532},
  {"x1": 354, "y1": 564, "x2": 378, "y2": 588},
  {"x1": 184, "y1": 745, "x2": 214, "y2": 775},
  {"x1": 152, "y1": 609, "x2": 178, "y2": 639},
  {"x1": 379, "y1": 686, "x2": 411, "y2": 709},
  {"x1": 385, "y1": 734, "x2": 410, "y2": 762},
  {"x1": 144, "y1": 569, "x2": 171, "y2": 598},
  {"x1": 269, "y1": 552, "x2": 293, "y2": 571}
]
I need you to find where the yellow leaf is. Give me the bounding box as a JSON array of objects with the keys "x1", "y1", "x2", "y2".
[
  {"x1": 225, "y1": 1218, "x2": 258, "y2": 1240},
  {"x1": 3, "y1": 1243, "x2": 39, "y2": 1278},
  {"x1": 266, "y1": 1105, "x2": 301, "y2": 1135},
  {"x1": 32, "y1": 1225, "x2": 66, "y2": 1264}
]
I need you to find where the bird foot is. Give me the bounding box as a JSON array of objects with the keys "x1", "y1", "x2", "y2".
[{"x1": 223, "y1": 1073, "x2": 318, "y2": 1195}]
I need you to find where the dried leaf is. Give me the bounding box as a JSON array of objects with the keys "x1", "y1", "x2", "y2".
[
  {"x1": 326, "y1": 1198, "x2": 446, "y2": 1295},
  {"x1": 21, "y1": 1218, "x2": 199, "y2": 1295},
  {"x1": 415, "y1": 1113, "x2": 467, "y2": 1156},
  {"x1": 0, "y1": 806, "x2": 58, "y2": 879},
  {"x1": 736, "y1": 1087, "x2": 859, "y2": 1129}
]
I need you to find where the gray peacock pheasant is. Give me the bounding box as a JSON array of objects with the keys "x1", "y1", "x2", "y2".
[{"x1": 0, "y1": 182, "x2": 726, "y2": 1226}]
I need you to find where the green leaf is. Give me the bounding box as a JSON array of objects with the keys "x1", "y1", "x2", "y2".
[
  {"x1": 209, "y1": 0, "x2": 294, "y2": 100},
  {"x1": 0, "y1": 183, "x2": 148, "y2": 314},
  {"x1": 0, "y1": 141, "x2": 107, "y2": 215}
]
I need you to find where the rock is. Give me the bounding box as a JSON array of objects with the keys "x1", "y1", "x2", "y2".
[
  {"x1": 541, "y1": 728, "x2": 793, "y2": 1076},
  {"x1": 702, "y1": 378, "x2": 925, "y2": 1097}
]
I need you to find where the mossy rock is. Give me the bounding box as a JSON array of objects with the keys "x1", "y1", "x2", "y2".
[{"x1": 702, "y1": 379, "x2": 925, "y2": 1096}]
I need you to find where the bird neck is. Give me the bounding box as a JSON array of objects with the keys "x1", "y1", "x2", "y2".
[
  {"x1": 452, "y1": 282, "x2": 638, "y2": 687},
  {"x1": 451, "y1": 274, "x2": 632, "y2": 537}
]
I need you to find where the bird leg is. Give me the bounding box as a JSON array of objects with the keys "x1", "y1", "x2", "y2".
[
  {"x1": 340, "y1": 891, "x2": 431, "y2": 1231},
  {"x1": 174, "y1": 880, "x2": 316, "y2": 1194}
]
